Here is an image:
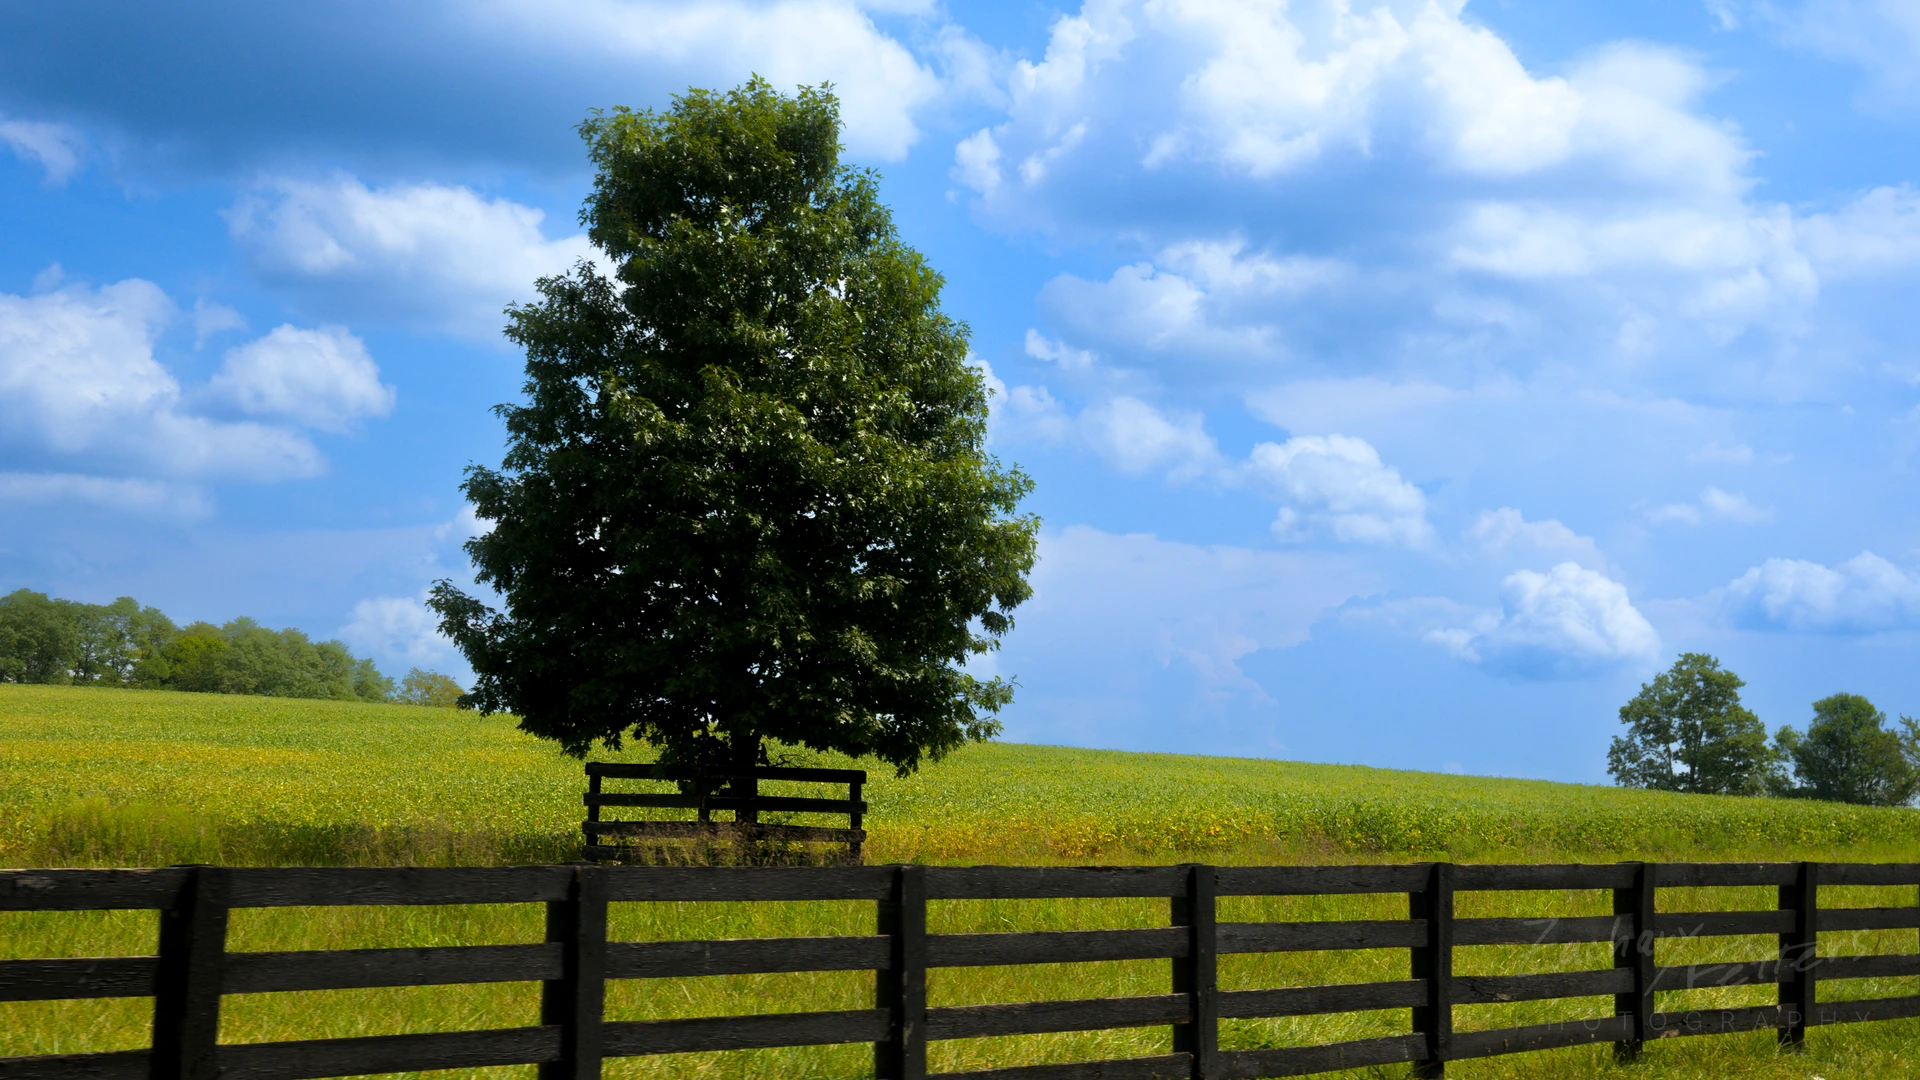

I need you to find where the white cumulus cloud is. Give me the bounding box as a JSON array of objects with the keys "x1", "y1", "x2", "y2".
[
  {"x1": 342, "y1": 593, "x2": 464, "y2": 673},
  {"x1": 1467, "y1": 508, "x2": 1608, "y2": 572},
  {"x1": 1433, "y1": 563, "x2": 1660, "y2": 679},
  {"x1": 1720, "y1": 550, "x2": 1920, "y2": 633},
  {"x1": 0, "y1": 279, "x2": 322, "y2": 481},
  {"x1": 210, "y1": 325, "x2": 395, "y2": 431},
  {"x1": 227, "y1": 175, "x2": 602, "y2": 337},
  {"x1": 1246, "y1": 434, "x2": 1431, "y2": 546}
]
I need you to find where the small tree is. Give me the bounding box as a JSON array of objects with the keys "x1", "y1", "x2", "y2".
[
  {"x1": 431, "y1": 81, "x2": 1038, "y2": 776},
  {"x1": 1773, "y1": 694, "x2": 1920, "y2": 806},
  {"x1": 1608, "y1": 653, "x2": 1778, "y2": 795},
  {"x1": 398, "y1": 668, "x2": 467, "y2": 708}
]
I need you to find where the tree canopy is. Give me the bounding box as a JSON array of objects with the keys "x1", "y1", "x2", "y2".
[
  {"x1": 1607, "y1": 652, "x2": 1777, "y2": 795},
  {"x1": 430, "y1": 80, "x2": 1038, "y2": 775},
  {"x1": 1773, "y1": 694, "x2": 1920, "y2": 806}
]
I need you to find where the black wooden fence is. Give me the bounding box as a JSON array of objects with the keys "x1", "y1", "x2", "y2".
[
  {"x1": 3, "y1": 861, "x2": 1919, "y2": 1080},
  {"x1": 582, "y1": 763, "x2": 866, "y2": 864}
]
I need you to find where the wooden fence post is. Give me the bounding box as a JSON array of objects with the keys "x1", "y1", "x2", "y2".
[
  {"x1": 151, "y1": 866, "x2": 229, "y2": 1080},
  {"x1": 1410, "y1": 862, "x2": 1453, "y2": 1079},
  {"x1": 1171, "y1": 864, "x2": 1218, "y2": 1080},
  {"x1": 848, "y1": 779, "x2": 865, "y2": 865},
  {"x1": 876, "y1": 864, "x2": 927, "y2": 1080},
  {"x1": 1780, "y1": 861, "x2": 1818, "y2": 1048},
  {"x1": 1612, "y1": 860, "x2": 1655, "y2": 1061},
  {"x1": 541, "y1": 864, "x2": 607, "y2": 1080}
]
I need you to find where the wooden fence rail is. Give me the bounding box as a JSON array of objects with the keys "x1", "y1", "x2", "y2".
[{"x1": 3, "y1": 861, "x2": 1919, "y2": 1080}]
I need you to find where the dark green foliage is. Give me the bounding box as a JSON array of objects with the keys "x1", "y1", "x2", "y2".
[
  {"x1": 1608, "y1": 653, "x2": 1779, "y2": 796},
  {"x1": 157, "y1": 618, "x2": 394, "y2": 702},
  {"x1": 431, "y1": 81, "x2": 1038, "y2": 774},
  {"x1": 1773, "y1": 694, "x2": 1920, "y2": 806},
  {"x1": 71, "y1": 596, "x2": 177, "y2": 685},
  {"x1": 0, "y1": 589, "x2": 80, "y2": 684},
  {"x1": 0, "y1": 589, "x2": 394, "y2": 702},
  {"x1": 398, "y1": 668, "x2": 468, "y2": 708}
]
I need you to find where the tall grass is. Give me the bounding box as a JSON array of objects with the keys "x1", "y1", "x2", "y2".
[{"x1": 5, "y1": 683, "x2": 1920, "y2": 1077}]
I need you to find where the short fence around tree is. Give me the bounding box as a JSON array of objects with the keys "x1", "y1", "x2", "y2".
[
  {"x1": 2, "y1": 860, "x2": 1919, "y2": 1080},
  {"x1": 581, "y1": 762, "x2": 867, "y2": 864}
]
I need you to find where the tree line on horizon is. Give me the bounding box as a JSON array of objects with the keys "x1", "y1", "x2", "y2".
[
  {"x1": 0, "y1": 588, "x2": 465, "y2": 708},
  {"x1": 1609, "y1": 652, "x2": 1920, "y2": 807}
]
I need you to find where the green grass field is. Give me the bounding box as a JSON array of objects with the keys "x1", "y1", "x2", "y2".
[{"x1": 4, "y1": 684, "x2": 1920, "y2": 1078}]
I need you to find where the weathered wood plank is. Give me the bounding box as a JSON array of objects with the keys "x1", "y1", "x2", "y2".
[
  {"x1": 1810, "y1": 995, "x2": 1920, "y2": 1025},
  {"x1": 1816, "y1": 863, "x2": 1920, "y2": 887},
  {"x1": 1653, "y1": 864, "x2": 1797, "y2": 888},
  {"x1": 0, "y1": 1051, "x2": 150, "y2": 1080},
  {"x1": 1448, "y1": 1015, "x2": 1633, "y2": 1059},
  {"x1": 925, "y1": 994, "x2": 1189, "y2": 1040},
  {"x1": 0, "y1": 957, "x2": 156, "y2": 1001},
  {"x1": 1452, "y1": 865, "x2": 1637, "y2": 892},
  {"x1": 1819, "y1": 907, "x2": 1920, "y2": 932},
  {"x1": 1215, "y1": 865, "x2": 1429, "y2": 897},
  {"x1": 924, "y1": 867, "x2": 1186, "y2": 900},
  {"x1": 1217, "y1": 980, "x2": 1427, "y2": 1018},
  {"x1": 586, "y1": 763, "x2": 866, "y2": 784},
  {"x1": 0, "y1": 869, "x2": 188, "y2": 912},
  {"x1": 1651, "y1": 961, "x2": 1786, "y2": 991},
  {"x1": 586, "y1": 821, "x2": 864, "y2": 844},
  {"x1": 608, "y1": 935, "x2": 890, "y2": 979},
  {"x1": 1454, "y1": 968, "x2": 1630, "y2": 1006},
  {"x1": 1653, "y1": 911, "x2": 1794, "y2": 938},
  {"x1": 1215, "y1": 1034, "x2": 1426, "y2": 1079},
  {"x1": 1217, "y1": 919, "x2": 1426, "y2": 954},
  {"x1": 1454, "y1": 914, "x2": 1620, "y2": 946},
  {"x1": 602, "y1": 866, "x2": 894, "y2": 902},
  {"x1": 591, "y1": 794, "x2": 864, "y2": 815},
  {"x1": 926, "y1": 928, "x2": 1188, "y2": 968},
  {"x1": 224, "y1": 866, "x2": 573, "y2": 908},
  {"x1": 216, "y1": 1027, "x2": 561, "y2": 1080},
  {"x1": 933, "y1": 1054, "x2": 1191, "y2": 1080},
  {"x1": 223, "y1": 944, "x2": 560, "y2": 993},
  {"x1": 601, "y1": 1009, "x2": 890, "y2": 1055},
  {"x1": 1817, "y1": 953, "x2": 1920, "y2": 981},
  {"x1": 1649, "y1": 1004, "x2": 1784, "y2": 1039}
]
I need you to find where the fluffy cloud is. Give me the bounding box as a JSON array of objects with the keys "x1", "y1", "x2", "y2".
[
  {"x1": 341, "y1": 593, "x2": 464, "y2": 674},
  {"x1": 977, "y1": 358, "x2": 1223, "y2": 482},
  {"x1": 0, "y1": 280, "x2": 321, "y2": 482},
  {"x1": 0, "y1": 114, "x2": 82, "y2": 183},
  {"x1": 1432, "y1": 563, "x2": 1660, "y2": 679},
  {"x1": 1648, "y1": 487, "x2": 1773, "y2": 527},
  {"x1": 0, "y1": 2, "x2": 969, "y2": 173},
  {"x1": 1720, "y1": 551, "x2": 1920, "y2": 633},
  {"x1": 1246, "y1": 435, "x2": 1430, "y2": 546},
  {"x1": 227, "y1": 176, "x2": 600, "y2": 337},
  {"x1": 475, "y1": 0, "x2": 951, "y2": 160},
  {"x1": 1467, "y1": 508, "x2": 1607, "y2": 572},
  {"x1": 210, "y1": 325, "x2": 394, "y2": 431}
]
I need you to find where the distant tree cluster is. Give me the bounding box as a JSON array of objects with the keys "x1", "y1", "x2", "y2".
[
  {"x1": 1608, "y1": 652, "x2": 1920, "y2": 806},
  {"x1": 0, "y1": 588, "x2": 467, "y2": 707}
]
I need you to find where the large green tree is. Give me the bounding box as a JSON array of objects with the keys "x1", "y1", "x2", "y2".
[
  {"x1": 0, "y1": 589, "x2": 79, "y2": 684},
  {"x1": 1773, "y1": 694, "x2": 1920, "y2": 806},
  {"x1": 1607, "y1": 653, "x2": 1778, "y2": 795},
  {"x1": 430, "y1": 81, "x2": 1038, "y2": 775}
]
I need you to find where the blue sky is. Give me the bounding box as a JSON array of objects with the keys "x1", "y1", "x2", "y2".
[{"x1": 4, "y1": 0, "x2": 1920, "y2": 782}]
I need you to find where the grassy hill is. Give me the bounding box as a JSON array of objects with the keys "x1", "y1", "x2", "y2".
[
  {"x1": 7, "y1": 684, "x2": 1920, "y2": 1078},
  {"x1": 4, "y1": 683, "x2": 1917, "y2": 867}
]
